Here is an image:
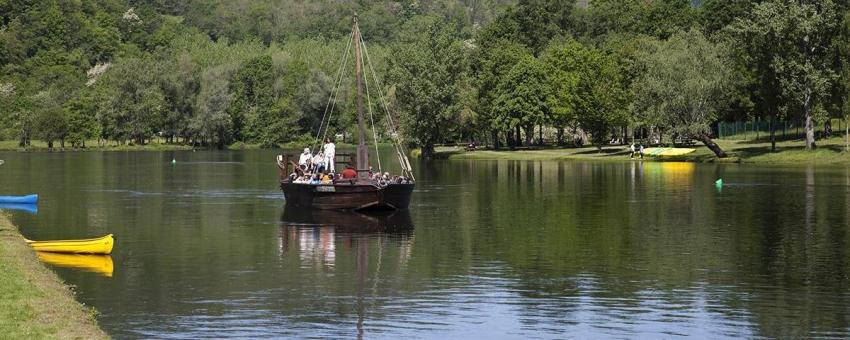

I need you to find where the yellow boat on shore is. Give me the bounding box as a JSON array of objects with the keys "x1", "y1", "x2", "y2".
[
  {"x1": 643, "y1": 147, "x2": 696, "y2": 157},
  {"x1": 36, "y1": 252, "x2": 114, "y2": 277},
  {"x1": 25, "y1": 234, "x2": 114, "y2": 255}
]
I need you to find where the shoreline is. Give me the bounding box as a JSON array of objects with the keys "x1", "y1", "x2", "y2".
[
  {"x1": 0, "y1": 213, "x2": 108, "y2": 339},
  {"x1": 431, "y1": 137, "x2": 850, "y2": 166},
  {"x1": 0, "y1": 140, "x2": 367, "y2": 153}
]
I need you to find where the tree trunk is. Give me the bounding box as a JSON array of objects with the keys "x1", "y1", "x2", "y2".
[
  {"x1": 47, "y1": 140, "x2": 53, "y2": 149},
  {"x1": 524, "y1": 125, "x2": 533, "y2": 146},
  {"x1": 804, "y1": 94, "x2": 816, "y2": 150},
  {"x1": 515, "y1": 126, "x2": 522, "y2": 147},
  {"x1": 421, "y1": 144, "x2": 435, "y2": 160},
  {"x1": 492, "y1": 130, "x2": 500, "y2": 150},
  {"x1": 770, "y1": 113, "x2": 776, "y2": 152},
  {"x1": 846, "y1": 114, "x2": 849, "y2": 152},
  {"x1": 556, "y1": 127, "x2": 564, "y2": 145},
  {"x1": 694, "y1": 133, "x2": 727, "y2": 158}
]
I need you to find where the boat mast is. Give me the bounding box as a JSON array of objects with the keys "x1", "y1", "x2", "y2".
[{"x1": 353, "y1": 14, "x2": 370, "y2": 181}]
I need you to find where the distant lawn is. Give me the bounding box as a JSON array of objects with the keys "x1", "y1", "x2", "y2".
[{"x1": 435, "y1": 136, "x2": 850, "y2": 165}]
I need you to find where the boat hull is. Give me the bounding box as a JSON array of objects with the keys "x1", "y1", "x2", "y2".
[
  {"x1": 26, "y1": 234, "x2": 114, "y2": 255},
  {"x1": 281, "y1": 182, "x2": 414, "y2": 210},
  {"x1": 0, "y1": 194, "x2": 38, "y2": 204}
]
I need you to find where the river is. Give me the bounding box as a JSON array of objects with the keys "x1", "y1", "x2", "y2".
[{"x1": 1, "y1": 149, "x2": 849, "y2": 339}]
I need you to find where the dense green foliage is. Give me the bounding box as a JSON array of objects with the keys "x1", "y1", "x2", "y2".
[{"x1": 2, "y1": 0, "x2": 850, "y2": 155}]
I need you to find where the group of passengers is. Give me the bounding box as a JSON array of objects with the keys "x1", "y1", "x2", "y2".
[{"x1": 288, "y1": 138, "x2": 411, "y2": 185}]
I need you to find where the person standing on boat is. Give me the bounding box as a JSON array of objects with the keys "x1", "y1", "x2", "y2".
[
  {"x1": 298, "y1": 148, "x2": 312, "y2": 172},
  {"x1": 323, "y1": 138, "x2": 336, "y2": 173}
]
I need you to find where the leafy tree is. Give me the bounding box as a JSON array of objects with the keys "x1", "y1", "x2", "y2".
[
  {"x1": 100, "y1": 57, "x2": 166, "y2": 144},
  {"x1": 728, "y1": 0, "x2": 839, "y2": 150},
  {"x1": 388, "y1": 20, "x2": 467, "y2": 159},
  {"x1": 633, "y1": 29, "x2": 732, "y2": 158},
  {"x1": 579, "y1": 0, "x2": 696, "y2": 40},
  {"x1": 472, "y1": 41, "x2": 530, "y2": 148},
  {"x1": 192, "y1": 67, "x2": 233, "y2": 148},
  {"x1": 543, "y1": 40, "x2": 629, "y2": 149},
  {"x1": 229, "y1": 55, "x2": 275, "y2": 142},
  {"x1": 492, "y1": 55, "x2": 552, "y2": 146}
]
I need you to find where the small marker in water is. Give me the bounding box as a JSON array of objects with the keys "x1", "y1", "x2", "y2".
[
  {"x1": 172, "y1": 159, "x2": 176, "y2": 164},
  {"x1": 715, "y1": 178, "x2": 723, "y2": 186}
]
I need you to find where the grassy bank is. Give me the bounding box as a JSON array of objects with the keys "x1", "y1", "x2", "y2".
[
  {"x1": 0, "y1": 213, "x2": 107, "y2": 339},
  {"x1": 435, "y1": 136, "x2": 850, "y2": 165}
]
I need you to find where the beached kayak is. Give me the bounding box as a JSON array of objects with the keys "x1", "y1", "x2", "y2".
[
  {"x1": 25, "y1": 234, "x2": 114, "y2": 255},
  {"x1": 36, "y1": 252, "x2": 114, "y2": 277},
  {"x1": 0, "y1": 194, "x2": 38, "y2": 204},
  {"x1": 643, "y1": 148, "x2": 696, "y2": 157}
]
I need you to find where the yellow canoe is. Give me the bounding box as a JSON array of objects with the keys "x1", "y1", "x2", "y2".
[
  {"x1": 643, "y1": 147, "x2": 696, "y2": 157},
  {"x1": 36, "y1": 252, "x2": 114, "y2": 277},
  {"x1": 25, "y1": 234, "x2": 114, "y2": 255}
]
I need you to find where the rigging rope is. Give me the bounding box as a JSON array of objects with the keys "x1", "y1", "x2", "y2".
[
  {"x1": 360, "y1": 34, "x2": 382, "y2": 173},
  {"x1": 312, "y1": 31, "x2": 353, "y2": 153},
  {"x1": 360, "y1": 39, "x2": 416, "y2": 180}
]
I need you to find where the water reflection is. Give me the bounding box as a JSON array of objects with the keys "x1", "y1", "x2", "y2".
[
  {"x1": 0, "y1": 203, "x2": 38, "y2": 214},
  {"x1": 279, "y1": 208, "x2": 415, "y2": 339},
  {"x1": 36, "y1": 252, "x2": 114, "y2": 277}
]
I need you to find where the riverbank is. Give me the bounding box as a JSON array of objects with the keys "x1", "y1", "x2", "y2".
[
  {"x1": 435, "y1": 136, "x2": 850, "y2": 165},
  {"x1": 0, "y1": 213, "x2": 107, "y2": 339},
  {"x1": 0, "y1": 140, "x2": 364, "y2": 152}
]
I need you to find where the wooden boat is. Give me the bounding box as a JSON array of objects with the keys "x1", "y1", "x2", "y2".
[
  {"x1": 25, "y1": 234, "x2": 114, "y2": 255},
  {"x1": 278, "y1": 14, "x2": 415, "y2": 211},
  {"x1": 36, "y1": 252, "x2": 114, "y2": 277},
  {"x1": 643, "y1": 147, "x2": 696, "y2": 157},
  {"x1": 0, "y1": 194, "x2": 38, "y2": 204}
]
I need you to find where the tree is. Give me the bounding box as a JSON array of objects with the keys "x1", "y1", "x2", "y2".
[
  {"x1": 388, "y1": 20, "x2": 467, "y2": 159},
  {"x1": 229, "y1": 55, "x2": 275, "y2": 142},
  {"x1": 100, "y1": 58, "x2": 167, "y2": 145},
  {"x1": 543, "y1": 40, "x2": 630, "y2": 149},
  {"x1": 579, "y1": 0, "x2": 696, "y2": 40},
  {"x1": 492, "y1": 55, "x2": 553, "y2": 146},
  {"x1": 633, "y1": 29, "x2": 732, "y2": 158},
  {"x1": 835, "y1": 11, "x2": 850, "y2": 151},
  {"x1": 192, "y1": 67, "x2": 233, "y2": 148},
  {"x1": 728, "y1": 0, "x2": 839, "y2": 150},
  {"x1": 473, "y1": 41, "x2": 531, "y2": 148}
]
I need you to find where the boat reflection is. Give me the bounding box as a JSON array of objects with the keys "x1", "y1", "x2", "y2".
[
  {"x1": 36, "y1": 252, "x2": 114, "y2": 277},
  {"x1": 279, "y1": 207, "x2": 414, "y2": 268},
  {"x1": 279, "y1": 206, "x2": 414, "y2": 233},
  {"x1": 0, "y1": 203, "x2": 38, "y2": 214},
  {"x1": 279, "y1": 208, "x2": 414, "y2": 338}
]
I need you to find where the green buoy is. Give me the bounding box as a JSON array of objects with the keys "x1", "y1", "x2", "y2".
[
  {"x1": 172, "y1": 159, "x2": 176, "y2": 164},
  {"x1": 715, "y1": 178, "x2": 723, "y2": 186}
]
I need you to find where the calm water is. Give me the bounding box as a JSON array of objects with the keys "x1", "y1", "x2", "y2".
[{"x1": 2, "y1": 150, "x2": 850, "y2": 339}]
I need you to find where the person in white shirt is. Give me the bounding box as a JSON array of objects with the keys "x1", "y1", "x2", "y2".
[
  {"x1": 313, "y1": 151, "x2": 326, "y2": 173},
  {"x1": 298, "y1": 148, "x2": 312, "y2": 172},
  {"x1": 323, "y1": 138, "x2": 336, "y2": 172}
]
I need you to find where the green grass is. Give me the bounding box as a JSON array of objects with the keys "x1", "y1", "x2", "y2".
[
  {"x1": 434, "y1": 136, "x2": 850, "y2": 165},
  {"x1": 0, "y1": 213, "x2": 107, "y2": 339}
]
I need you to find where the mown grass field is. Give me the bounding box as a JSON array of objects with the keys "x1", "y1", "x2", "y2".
[
  {"x1": 435, "y1": 136, "x2": 850, "y2": 165},
  {"x1": 0, "y1": 213, "x2": 107, "y2": 339}
]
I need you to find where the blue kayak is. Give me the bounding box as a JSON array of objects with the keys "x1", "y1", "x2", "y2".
[
  {"x1": 0, "y1": 194, "x2": 38, "y2": 204},
  {"x1": 0, "y1": 203, "x2": 38, "y2": 214}
]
